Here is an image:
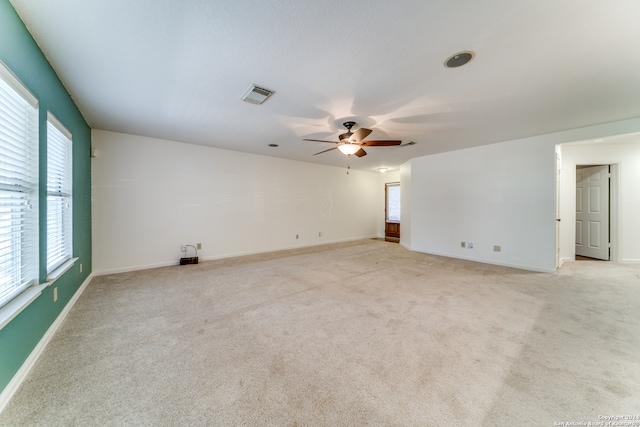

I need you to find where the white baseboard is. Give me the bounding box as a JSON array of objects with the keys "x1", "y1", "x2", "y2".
[
  {"x1": 559, "y1": 257, "x2": 573, "y2": 267},
  {"x1": 92, "y1": 236, "x2": 381, "y2": 276},
  {"x1": 0, "y1": 273, "x2": 93, "y2": 414},
  {"x1": 410, "y1": 247, "x2": 556, "y2": 273}
]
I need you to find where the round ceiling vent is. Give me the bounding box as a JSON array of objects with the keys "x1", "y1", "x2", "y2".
[{"x1": 445, "y1": 51, "x2": 475, "y2": 68}]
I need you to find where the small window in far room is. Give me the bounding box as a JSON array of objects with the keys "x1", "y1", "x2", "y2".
[
  {"x1": 386, "y1": 182, "x2": 400, "y2": 222},
  {"x1": 46, "y1": 113, "x2": 72, "y2": 273}
]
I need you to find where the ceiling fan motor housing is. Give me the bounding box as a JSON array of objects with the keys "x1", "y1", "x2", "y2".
[
  {"x1": 343, "y1": 121, "x2": 356, "y2": 130},
  {"x1": 339, "y1": 121, "x2": 356, "y2": 141},
  {"x1": 339, "y1": 132, "x2": 352, "y2": 141}
]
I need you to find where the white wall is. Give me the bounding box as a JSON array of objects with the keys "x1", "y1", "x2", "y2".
[
  {"x1": 407, "y1": 138, "x2": 557, "y2": 272},
  {"x1": 559, "y1": 137, "x2": 640, "y2": 263},
  {"x1": 399, "y1": 162, "x2": 412, "y2": 249},
  {"x1": 93, "y1": 118, "x2": 640, "y2": 275},
  {"x1": 92, "y1": 130, "x2": 384, "y2": 274},
  {"x1": 403, "y1": 117, "x2": 640, "y2": 273}
]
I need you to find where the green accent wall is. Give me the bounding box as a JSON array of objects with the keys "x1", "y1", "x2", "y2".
[{"x1": 0, "y1": 0, "x2": 92, "y2": 394}]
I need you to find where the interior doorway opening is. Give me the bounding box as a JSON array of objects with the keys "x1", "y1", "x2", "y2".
[
  {"x1": 556, "y1": 133, "x2": 639, "y2": 269},
  {"x1": 575, "y1": 164, "x2": 611, "y2": 261}
]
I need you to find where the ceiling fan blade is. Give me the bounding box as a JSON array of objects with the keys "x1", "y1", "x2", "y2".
[
  {"x1": 349, "y1": 127, "x2": 372, "y2": 142},
  {"x1": 303, "y1": 138, "x2": 340, "y2": 144},
  {"x1": 354, "y1": 148, "x2": 367, "y2": 157},
  {"x1": 312, "y1": 147, "x2": 339, "y2": 156},
  {"x1": 360, "y1": 140, "x2": 402, "y2": 146}
]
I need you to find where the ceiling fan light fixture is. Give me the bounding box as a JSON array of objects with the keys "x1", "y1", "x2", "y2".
[
  {"x1": 241, "y1": 84, "x2": 274, "y2": 105},
  {"x1": 338, "y1": 144, "x2": 360, "y2": 155}
]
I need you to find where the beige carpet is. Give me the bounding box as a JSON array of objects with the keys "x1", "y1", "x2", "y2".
[{"x1": 1, "y1": 240, "x2": 639, "y2": 426}]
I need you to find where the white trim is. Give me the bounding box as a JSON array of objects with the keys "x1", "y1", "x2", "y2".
[
  {"x1": 0, "y1": 284, "x2": 47, "y2": 331},
  {"x1": 92, "y1": 236, "x2": 380, "y2": 276},
  {"x1": 46, "y1": 257, "x2": 78, "y2": 283},
  {"x1": 0, "y1": 273, "x2": 93, "y2": 414},
  {"x1": 0, "y1": 258, "x2": 79, "y2": 330},
  {"x1": 559, "y1": 256, "x2": 573, "y2": 266},
  {"x1": 0, "y1": 60, "x2": 38, "y2": 107},
  {"x1": 46, "y1": 111, "x2": 72, "y2": 140},
  {"x1": 410, "y1": 247, "x2": 557, "y2": 274}
]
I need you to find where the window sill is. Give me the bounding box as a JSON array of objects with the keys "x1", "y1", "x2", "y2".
[
  {"x1": 0, "y1": 284, "x2": 47, "y2": 330},
  {"x1": 46, "y1": 257, "x2": 78, "y2": 284},
  {"x1": 0, "y1": 258, "x2": 78, "y2": 331}
]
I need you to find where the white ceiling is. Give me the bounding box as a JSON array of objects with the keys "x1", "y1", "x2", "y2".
[{"x1": 9, "y1": 0, "x2": 640, "y2": 172}]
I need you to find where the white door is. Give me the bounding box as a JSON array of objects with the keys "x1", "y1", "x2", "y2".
[{"x1": 575, "y1": 165, "x2": 609, "y2": 260}]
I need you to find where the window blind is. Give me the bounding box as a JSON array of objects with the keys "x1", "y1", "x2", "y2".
[
  {"x1": 0, "y1": 62, "x2": 39, "y2": 309},
  {"x1": 46, "y1": 113, "x2": 72, "y2": 273}
]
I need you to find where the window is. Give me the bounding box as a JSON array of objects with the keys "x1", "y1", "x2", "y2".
[
  {"x1": 386, "y1": 183, "x2": 401, "y2": 222},
  {"x1": 0, "y1": 62, "x2": 39, "y2": 309},
  {"x1": 46, "y1": 113, "x2": 72, "y2": 273}
]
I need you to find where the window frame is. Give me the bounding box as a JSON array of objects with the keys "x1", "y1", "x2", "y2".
[
  {"x1": 385, "y1": 182, "x2": 401, "y2": 223},
  {"x1": 0, "y1": 61, "x2": 39, "y2": 311},
  {"x1": 46, "y1": 112, "x2": 73, "y2": 275}
]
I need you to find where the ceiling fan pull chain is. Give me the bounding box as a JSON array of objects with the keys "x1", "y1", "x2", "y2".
[{"x1": 347, "y1": 154, "x2": 351, "y2": 174}]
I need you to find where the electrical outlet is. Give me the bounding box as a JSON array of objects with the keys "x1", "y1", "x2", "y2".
[
  {"x1": 461, "y1": 241, "x2": 466, "y2": 248},
  {"x1": 79, "y1": 263, "x2": 83, "y2": 273},
  {"x1": 181, "y1": 245, "x2": 186, "y2": 252},
  {"x1": 53, "y1": 287, "x2": 58, "y2": 302},
  {"x1": 493, "y1": 245, "x2": 501, "y2": 252},
  {"x1": 197, "y1": 243, "x2": 202, "y2": 250},
  {"x1": 468, "y1": 242, "x2": 474, "y2": 249}
]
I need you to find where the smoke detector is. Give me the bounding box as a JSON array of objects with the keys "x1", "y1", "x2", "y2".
[{"x1": 241, "y1": 84, "x2": 275, "y2": 105}]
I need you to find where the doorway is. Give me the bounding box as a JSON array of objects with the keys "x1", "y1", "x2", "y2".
[
  {"x1": 575, "y1": 164, "x2": 611, "y2": 261},
  {"x1": 557, "y1": 137, "x2": 635, "y2": 267},
  {"x1": 385, "y1": 182, "x2": 400, "y2": 242}
]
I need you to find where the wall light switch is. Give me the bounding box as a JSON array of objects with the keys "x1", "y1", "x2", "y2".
[{"x1": 53, "y1": 287, "x2": 58, "y2": 302}]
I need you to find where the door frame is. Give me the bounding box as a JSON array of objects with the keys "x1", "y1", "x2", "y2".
[
  {"x1": 575, "y1": 165, "x2": 611, "y2": 260},
  {"x1": 555, "y1": 152, "x2": 561, "y2": 268},
  {"x1": 564, "y1": 162, "x2": 620, "y2": 263}
]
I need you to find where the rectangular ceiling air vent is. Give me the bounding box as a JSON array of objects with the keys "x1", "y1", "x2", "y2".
[{"x1": 241, "y1": 84, "x2": 274, "y2": 105}]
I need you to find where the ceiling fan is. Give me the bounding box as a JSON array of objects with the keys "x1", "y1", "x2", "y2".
[{"x1": 304, "y1": 121, "x2": 401, "y2": 157}]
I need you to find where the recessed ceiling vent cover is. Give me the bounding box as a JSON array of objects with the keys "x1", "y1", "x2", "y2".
[
  {"x1": 445, "y1": 51, "x2": 474, "y2": 68},
  {"x1": 241, "y1": 84, "x2": 274, "y2": 105}
]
